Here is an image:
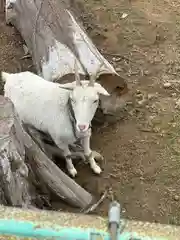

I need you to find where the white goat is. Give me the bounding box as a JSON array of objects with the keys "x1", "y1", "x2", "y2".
[{"x1": 2, "y1": 63, "x2": 110, "y2": 177}]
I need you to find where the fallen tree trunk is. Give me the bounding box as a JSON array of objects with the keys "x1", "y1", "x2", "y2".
[
  {"x1": 0, "y1": 95, "x2": 93, "y2": 209},
  {"x1": 5, "y1": 0, "x2": 129, "y2": 119},
  {"x1": 0, "y1": 95, "x2": 31, "y2": 207}
]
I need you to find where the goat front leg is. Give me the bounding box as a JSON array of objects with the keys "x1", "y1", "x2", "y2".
[
  {"x1": 81, "y1": 129, "x2": 102, "y2": 174},
  {"x1": 54, "y1": 140, "x2": 77, "y2": 177}
]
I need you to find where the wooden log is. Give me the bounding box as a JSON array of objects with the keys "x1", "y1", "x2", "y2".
[
  {"x1": 5, "y1": 0, "x2": 129, "y2": 122},
  {"x1": 0, "y1": 95, "x2": 31, "y2": 207},
  {"x1": 0, "y1": 205, "x2": 179, "y2": 240},
  {"x1": 0, "y1": 95, "x2": 93, "y2": 209}
]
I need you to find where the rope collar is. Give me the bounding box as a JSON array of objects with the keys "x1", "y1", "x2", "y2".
[{"x1": 68, "y1": 98, "x2": 91, "y2": 140}]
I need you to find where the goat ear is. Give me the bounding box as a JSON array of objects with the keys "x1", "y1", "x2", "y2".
[
  {"x1": 95, "y1": 83, "x2": 110, "y2": 96},
  {"x1": 58, "y1": 82, "x2": 76, "y2": 90}
]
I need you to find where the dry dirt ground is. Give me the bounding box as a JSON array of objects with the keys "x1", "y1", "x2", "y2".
[{"x1": 1, "y1": 0, "x2": 180, "y2": 225}]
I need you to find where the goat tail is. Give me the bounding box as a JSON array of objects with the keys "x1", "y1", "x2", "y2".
[{"x1": 1, "y1": 71, "x2": 10, "y2": 82}]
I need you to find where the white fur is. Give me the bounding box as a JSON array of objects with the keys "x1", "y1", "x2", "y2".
[
  {"x1": 2, "y1": 71, "x2": 109, "y2": 177},
  {"x1": 59, "y1": 80, "x2": 109, "y2": 132}
]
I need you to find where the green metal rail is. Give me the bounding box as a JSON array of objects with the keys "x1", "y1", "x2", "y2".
[{"x1": 0, "y1": 204, "x2": 179, "y2": 240}]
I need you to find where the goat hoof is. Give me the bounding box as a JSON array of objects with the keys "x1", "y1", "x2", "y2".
[
  {"x1": 92, "y1": 165, "x2": 102, "y2": 175},
  {"x1": 92, "y1": 151, "x2": 104, "y2": 161},
  {"x1": 69, "y1": 168, "x2": 77, "y2": 177}
]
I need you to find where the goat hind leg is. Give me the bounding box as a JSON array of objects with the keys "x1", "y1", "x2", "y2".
[
  {"x1": 65, "y1": 155, "x2": 77, "y2": 177},
  {"x1": 54, "y1": 141, "x2": 77, "y2": 177}
]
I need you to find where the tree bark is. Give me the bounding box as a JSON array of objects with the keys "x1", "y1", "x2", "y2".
[
  {"x1": 0, "y1": 95, "x2": 93, "y2": 209},
  {"x1": 5, "y1": 0, "x2": 129, "y2": 120}
]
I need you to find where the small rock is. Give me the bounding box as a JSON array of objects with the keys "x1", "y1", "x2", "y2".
[
  {"x1": 22, "y1": 44, "x2": 29, "y2": 55},
  {"x1": 136, "y1": 93, "x2": 143, "y2": 99},
  {"x1": 171, "y1": 123, "x2": 176, "y2": 128},
  {"x1": 126, "y1": 101, "x2": 133, "y2": 105},
  {"x1": 163, "y1": 82, "x2": 171, "y2": 88},
  {"x1": 153, "y1": 128, "x2": 160, "y2": 133},
  {"x1": 122, "y1": 208, "x2": 126, "y2": 213},
  {"x1": 147, "y1": 93, "x2": 156, "y2": 100},
  {"x1": 149, "y1": 115, "x2": 155, "y2": 120},
  {"x1": 144, "y1": 70, "x2": 149, "y2": 76},
  {"x1": 137, "y1": 99, "x2": 147, "y2": 106},
  {"x1": 174, "y1": 195, "x2": 179, "y2": 201},
  {"x1": 136, "y1": 89, "x2": 141, "y2": 94},
  {"x1": 129, "y1": 110, "x2": 134, "y2": 116},
  {"x1": 162, "y1": 75, "x2": 169, "y2": 81},
  {"x1": 121, "y1": 13, "x2": 128, "y2": 19},
  {"x1": 115, "y1": 67, "x2": 122, "y2": 72},
  {"x1": 171, "y1": 93, "x2": 177, "y2": 97},
  {"x1": 114, "y1": 57, "x2": 122, "y2": 62}
]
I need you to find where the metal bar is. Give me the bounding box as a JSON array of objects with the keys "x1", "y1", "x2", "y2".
[
  {"x1": 0, "y1": 205, "x2": 178, "y2": 240},
  {"x1": 0, "y1": 219, "x2": 166, "y2": 240}
]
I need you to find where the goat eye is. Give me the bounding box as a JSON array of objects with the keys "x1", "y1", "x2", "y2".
[{"x1": 93, "y1": 99, "x2": 98, "y2": 103}]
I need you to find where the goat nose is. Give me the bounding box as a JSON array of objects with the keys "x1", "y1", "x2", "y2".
[{"x1": 78, "y1": 124, "x2": 86, "y2": 131}]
